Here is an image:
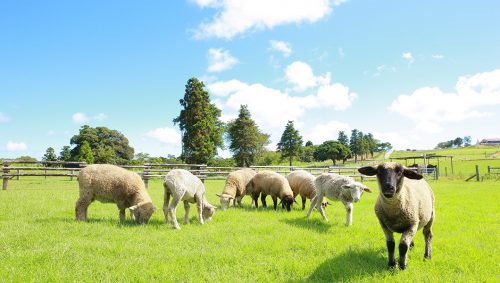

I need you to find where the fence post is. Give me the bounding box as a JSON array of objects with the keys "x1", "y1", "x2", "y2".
[
  {"x1": 70, "y1": 170, "x2": 74, "y2": 181},
  {"x1": 17, "y1": 169, "x2": 20, "y2": 180},
  {"x1": 2, "y1": 162, "x2": 9, "y2": 190},
  {"x1": 488, "y1": 165, "x2": 491, "y2": 174},
  {"x1": 475, "y1": 165, "x2": 480, "y2": 181},
  {"x1": 143, "y1": 164, "x2": 150, "y2": 189}
]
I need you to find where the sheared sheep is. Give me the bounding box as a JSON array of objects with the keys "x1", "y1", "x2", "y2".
[
  {"x1": 216, "y1": 168, "x2": 256, "y2": 210},
  {"x1": 163, "y1": 169, "x2": 216, "y2": 229},
  {"x1": 246, "y1": 170, "x2": 295, "y2": 211},
  {"x1": 76, "y1": 164, "x2": 155, "y2": 224},
  {"x1": 287, "y1": 170, "x2": 330, "y2": 210},
  {"x1": 358, "y1": 162, "x2": 434, "y2": 270},
  {"x1": 306, "y1": 173, "x2": 372, "y2": 225}
]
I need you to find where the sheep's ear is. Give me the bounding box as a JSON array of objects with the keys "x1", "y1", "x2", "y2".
[
  {"x1": 403, "y1": 168, "x2": 423, "y2": 180},
  {"x1": 341, "y1": 184, "x2": 350, "y2": 190},
  {"x1": 363, "y1": 187, "x2": 373, "y2": 193},
  {"x1": 358, "y1": 166, "x2": 377, "y2": 176},
  {"x1": 215, "y1": 194, "x2": 223, "y2": 198},
  {"x1": 129, "y1": 205, "x2": 138, "y2": 211}
]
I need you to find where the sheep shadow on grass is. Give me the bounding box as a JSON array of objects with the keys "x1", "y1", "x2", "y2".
[
  {"x1": 280, "y1": 217, "x2": 334, "y2": 233},
  {"x1": 303, "y1": 248, "x2": 387, "y2": 282}
]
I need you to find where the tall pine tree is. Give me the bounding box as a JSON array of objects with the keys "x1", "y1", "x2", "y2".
[
  {"x1": 227, "y1": 105, "x2": 270, "y2": 167},
  {"x1": 337, "y1": 131, "x2": 349, "y2": 147},
  {"x1": 349, "y1": 129, "x2": 360, "y2": 163},
  {"x1": 277, "y1": 120, "x2": 303, "y2": 166},
  {"x1": 174, "y1": 77, "x2": 224, "y2": 164}
]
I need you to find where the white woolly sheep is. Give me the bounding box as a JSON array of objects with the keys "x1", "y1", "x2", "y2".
[
  {"x1": 216, "y1": 168, "x2": 256, "y2": 210},
  {"x1": 358, "y1": 162, "x2": 434, "y2": 270},
  {"x1": 246, "y1": 170, "x2": 295, "y2": 211},
  {"x1": 306, "y1": 173, "x2": 372, "y2": 225},
  {"x1": 163, "y1": 169, "x2": 216, "y2": 230},
  {"x1": 76, "y1": 164, "x2": 155, "y2": 224}
]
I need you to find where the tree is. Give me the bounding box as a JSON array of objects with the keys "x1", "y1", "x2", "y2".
[
  {"x1": 69, "y1": 125, "x2": 134, "y2": 164},
  {"x1": 365, "y1": 133, "x2": 377, "y2": 158},
  {"x1": 453, "y1": 137, "x2": 464, "y2": 147},
  {"x1": 58, "y1": 146, "x2": 71, "y2": 162},
  {"x1": 42, "y1": 147, "x2": 57, "y2": 166},
  {"x1": 305, "y1": 140, "x2": 313, "y2": 147},
  {"x1": 300, "y1": 142, "x2": 317, "y2": 162},
  {"x1": 313, "y1": 140, "x2": 351, "y2": 166},
  {"x1": 337, "y1": 131, "x2": 349, "y2": 147},
  {"x1": 349, "y1": 129, "x2": 360, "y2": 162},
  {"x1": 375, "y1": 142, "x2": 393, "y2": 152},
  {"x1": 78, "y1": 141, "x2": 94, "y2": 164},
  {"x1": 173, "y1": 77, "x2": 224, "y2": 164},
  {"x1": 277, "y1": 121, "x2": 303, "y2": 166},
  {"x1": 227, "y1": 105, "x2": 270, "y2": 167},
  {"x1": 463, "y1": 136, "x2": 472, "y2": 146}
]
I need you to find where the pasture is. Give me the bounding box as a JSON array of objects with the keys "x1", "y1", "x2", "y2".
[{"x1": 0, "y1": 177, "x2": 498, "y2": 282}]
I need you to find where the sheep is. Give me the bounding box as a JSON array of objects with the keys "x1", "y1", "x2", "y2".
[
  {"x1": 216, "y1": 168, "x2": 256, "y2": 210},
  {"x1": 246, "y1": 170, "x2": 296, "y2": 211},
  {"x1": 286, "y1": 170, "x2": 330, "y2": 210},
  {"x1": 75, "y1": 164, "x2": 155, "y2": 224},
  {"x1": 306, "y1": 173, "x2": 372, "y2": 226},
  {"x1": 358, "y1": 162, "x2": 434, "y2": 270},
  {"x1": 163, "y1": 169, "x2": 216, "y2": 230}
]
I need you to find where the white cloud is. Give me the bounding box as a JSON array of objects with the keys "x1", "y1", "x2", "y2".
[
  {"x1": 285, "y1": 61, "x2": 331, "y2": 92},
  {"x1": 373, "y1": 132, "x2": 411, "y2": 151},
  {"x1": 193, "y1": 0, "x2": 337, "y2": 39},
  {"x1": 146, "y1": 127, "x2": 182, "y2": 145},
  {"x1": 432, "y1": 54, "x2": 444, "y2": 60},
  {"x1": 402, "y1": 52, "x2": 414, "y2": 64},
  {"x1": 269, "y1": 40, "x2": 292, "y2": 57},
  {"x1": 207, "y1": 48, "x2": 238, "y2": 73},
  {"x1": 72, "y1": 112, "x2": 108, "y2": 124},
  {"x1": 6, "y1": 141, "x2": 28, "y2": 151},
  {"x1": 389, "y1": 69, "x2": 500, "y2": 133},
  {"x1": 0, "y1": 112, "x2": 10, "y2": 123},
  {"x1": 302, "y1": 120, "x2": 350, "y2": 144},
  {"x1": 72, "y1": 112, "x2": 89, "y2": 123},
  {"x1": 338, "y1": 47, "x2": 345, "y2": 58},
  {"x1": 207, "y1": 79, "x2": 248, "y2": 97},
  {"x1": 47, "y1": 130, "x2": 56, "y2": 136}
]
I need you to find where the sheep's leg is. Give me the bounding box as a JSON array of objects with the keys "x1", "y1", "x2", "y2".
[
  {"x1": 398, "y1": 225, "x2": 418, "y2": 270},
  {"x1": 119, "y1": 207, "x2": 126, "y2": 222},
  {"x1": 168, "y1": 195, "x2": 182, "y2": 230},
  {"x1": 316, "y1": 200, "x2": 328, "y2": 222},
  {"x1": 195, "y1": 193, "x2": 204, "y2": 225},
  {"x1": 306, "y1": 194, "x2": 320, "y2": 217},
  {"x1": 261, "y1": 193, "x2": 267, "y2": 208},
  {"x1": 272, "y1": 195, "x2": 278, "y2": 210},
  {"x1": 423, "y1": 214, "x2": 434, "y2": 260},
  {"x1": 237, "y1": 197, "x2": 243, "y2": 207},
  {"x1": 183, "y1": 201, "x2": 191, "y2": 224},
  {"x1": 378, "y1": 220, "x2": 396, "y2": 269},
  {"x1": 75, "y1": 196, "x2": 92, "y2": 221},
  {"x1": 252, "y1": 193, "x2": 259, "y2": 208},
  {"x1": 163, "y1": 192, "x2": 171, "y2": 224},
  {"x1": 301, "y1": 195, "x2": 306, "y2": 210},
  {"x1": 343, "y1": 201, "x2": 353, "y2": 226}
]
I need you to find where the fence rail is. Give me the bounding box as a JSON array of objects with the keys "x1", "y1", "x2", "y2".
[{"x1": 4, "y1": 161, "x2": 456, "y2": 190}]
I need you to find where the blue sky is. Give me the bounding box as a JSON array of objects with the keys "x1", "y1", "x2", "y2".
[{"x1": 1, "y1": 0, "x2": 499, "y2": 159}]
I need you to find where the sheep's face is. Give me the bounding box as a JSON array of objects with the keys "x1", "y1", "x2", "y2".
[
  {"x1": 202, "y1": 203, "x2": 216, "y2": 221},
  {"x1": 358, "y1": 162, "x2": 423, "y2": 198},
  {"x1": 130, "y1": 202, "x2": 155, "y2": 224},
  {"x1": 281, "y1": 195, "x2": 295, "y2": 211},
  {"x1": 216, "y1": 193, "x2": 234, "y2": 211},
  {"x1": 341, "y1": 182, "x2": 372, "y2": 202}
]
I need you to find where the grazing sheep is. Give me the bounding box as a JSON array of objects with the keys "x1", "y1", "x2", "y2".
[
  {"x1": 76, "y1": 164, "x2": 155, "y2": 224},
  {"x1": 216, "y1": 168, "x2": 256, "y2": 210},
  {"x1": 287, "y1": 170, "x2": 323, "y2": 210},
  {"x1": 358, "y1": 162, "x2": 434, "y2": 270},
  {"x1": 163, "y1": 169, "x2": 216, "y2": 229},
  {"x1": 306, "y1": 173, "x2": 372, "y2": 226},
  {"x1": 246, "y1": 170, "x2": 295, "y2": 211}
]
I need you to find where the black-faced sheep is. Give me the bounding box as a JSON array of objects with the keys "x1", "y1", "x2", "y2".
[
  {"x1": 163, "y1": 169, "x2": 216, "y2": 230},
  {"x1": 246, "y1": 170, "x2": 295, "y2": 211},
  {"x1": 76, "y1": 164, "x2": 155, "y2": 224},
  {"x1": 306, "y1": 173, "x2": 372, "y2": 226},
  {"x1": 358, "y1": 162, "x2": 434, "y2": 270},
  {"x1": 216, "y1": 168, "x2": 256, "y2": 210}
]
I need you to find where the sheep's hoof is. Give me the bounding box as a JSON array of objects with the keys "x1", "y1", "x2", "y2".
[
  {"x1": 398, "y1": 261, "x2": 407, "y2": 270},
  {"x1": 388, "y1": 259, "x2": 396, "y2": 270}
]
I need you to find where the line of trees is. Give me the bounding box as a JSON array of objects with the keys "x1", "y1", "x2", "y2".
[
  {"x1": 40, "y1": 76, "x2": 392, "y2": 167},
  {"x1": 435, "y1": 136, "x2": 472, "y2": 149}
]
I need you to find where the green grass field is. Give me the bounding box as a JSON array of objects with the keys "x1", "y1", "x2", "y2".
[{"x1": 0, "y1": 177, "x2": 499, "y2": 282}]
